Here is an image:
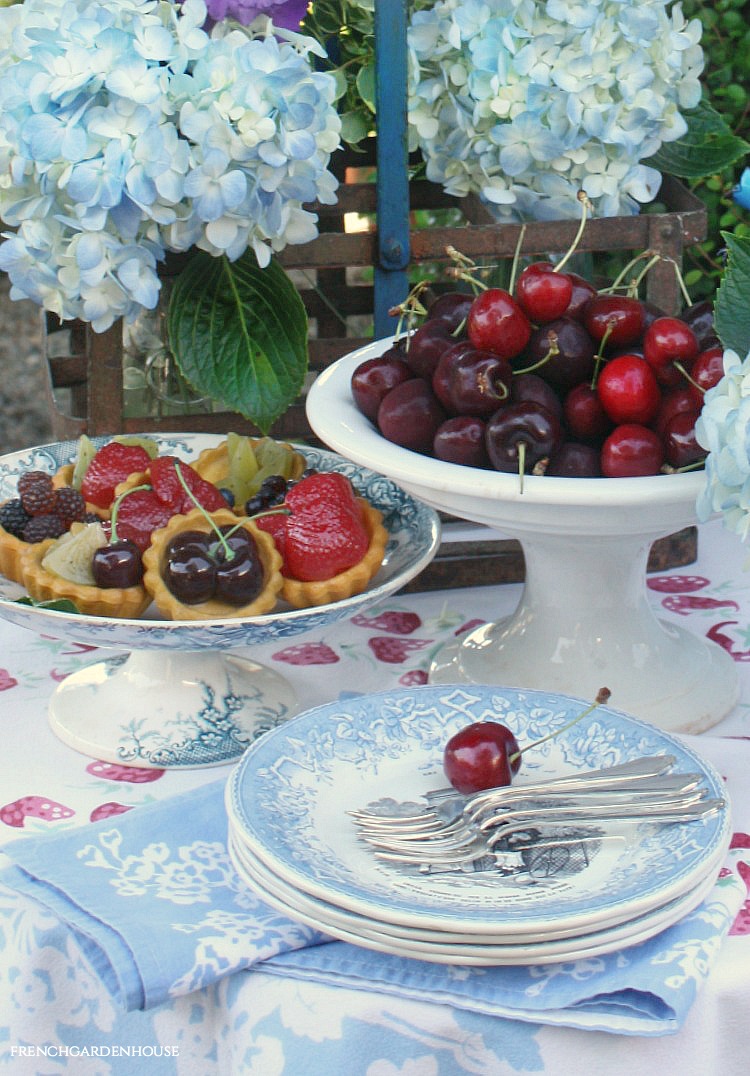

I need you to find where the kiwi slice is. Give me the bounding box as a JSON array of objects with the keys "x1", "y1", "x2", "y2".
[
  {"x1": 114, "y1": 435, "x2": 159, "y2": 458},
  {"x1": 70, "y1": 435, "x2": 97, "y2": 491},
  {"x1": 42, "y1": 522, "x2": 108, "y2": 585}
]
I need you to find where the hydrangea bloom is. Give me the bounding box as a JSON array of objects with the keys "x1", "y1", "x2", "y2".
[
  {"x1": 695, "y1": 349, "x2": 750, "y2": 540},
  {"x1": 0, "y1": 0, "x2": 341, "y2": 330},
  {"x1": 204, "y1": 1, "x2": 308, "y2": 30},
  {"x1": 407, "y1": 0, "x2": 704, "y2": 221}
]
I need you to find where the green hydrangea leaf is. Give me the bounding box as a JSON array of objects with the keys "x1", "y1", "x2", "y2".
[
  {"x1": 167, "y1": 252, "x2": 308, "y2": 435},
  {"x1": 646, "y1": 101, "x2": 750, "y2": 179},
  {"x1": 714, "y1": 232, "x2": 750, "y2": 357}
]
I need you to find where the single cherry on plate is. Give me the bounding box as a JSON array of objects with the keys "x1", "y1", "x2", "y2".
[
  {"x1": 377, "y1": 378, "x2": 447, "y2": 454},
  {"x1": 350, "y1": 350, "x2": 413, "y2": 423},
  {"x1": 442, "y1": 688, "x2": 612, "y2": 794},
  {"x1": 485, "y1": 401, "x2": 563, "y2": 476},
  {"x1": 433, "y1": 416, "x2": 490, "y2": 468},
  {"x1": 642, "y1": 316, "x2": 699, "y2": 388}
]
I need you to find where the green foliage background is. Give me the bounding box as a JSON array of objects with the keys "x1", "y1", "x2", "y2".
[{"x1": 681, "y1": 0, "x2": 750, "y2": 300}]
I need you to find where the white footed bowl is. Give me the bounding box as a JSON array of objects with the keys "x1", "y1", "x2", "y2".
[{"x1": 306, "y1": 342, "x2": 738, "y2": 734}]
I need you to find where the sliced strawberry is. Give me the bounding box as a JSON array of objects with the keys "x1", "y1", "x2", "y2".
[
  {"x1": 148, "y1": 456, "x2": 227, "y2": 514},
  {"x1": 115, "y1": 488, "x2": 174, "y2": 551},
  {"x1": 81, "y1": 442, "x2": 153, "y2": 509}
]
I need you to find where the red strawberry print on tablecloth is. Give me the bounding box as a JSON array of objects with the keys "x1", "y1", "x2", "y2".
[
  {"x1": 1, "y1": 795, "x2": 75, "y2": 828},
  {"x1": 662, "y1": 595, "x2": 740, "y2": 616},
  {"x1": 90, "y1": 802, "x2": 134, "y2": 823},
  {"x1": 351, "y1": 611, "x2": 422, "y2": 635},
  {"x1": 368, "y1": 636, "x2": 432, "y2": 664},
  {"x1": 706, "y1": 623, "x2": 750, "y2": 662},
  {"x1": 86, "y1": 761, "x2": 165, "y2": 783},
  {"x1": 399, "y1": 669, "x2": 429, "y2": 686},
  {"x1": 647, "y1": 575, "x2": 710, "y2": 593},
  {"x1": 455, "y1": 618, "x2": 486, "y2": 636},
  {"x1": 0, "y1": 669, "x2": 18, "y2": 690},
  {"x1": 728, "y1": 833, "x2": 750, "y2": 935},
  {"x1": 272, "y1": 643, "x2": 340, "y2": 665}
]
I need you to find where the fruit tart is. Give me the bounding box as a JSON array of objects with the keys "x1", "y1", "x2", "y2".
[
  {"x1": 255, "y1": 472, "x2": 388, "y2": 608},
  {"x1": 20, "y1": 521, "x2": 152, "y2": 618},
  {"x1": 142, "y1": 508, "x2": 284, "y2": 621},
  {"x1": 0, "y1": 470, "x2": 93, "y2": 585},
  {"x1": 192, "y1": 432, "x2": 306, "y2": 513},
  {"x1": 53, "y1": 435, "x2": 160, "y2": 516}
]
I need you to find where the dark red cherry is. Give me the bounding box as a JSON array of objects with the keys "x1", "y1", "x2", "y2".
[
  {"x1": 563, "y1": 272, "x2": 598, "y2": 320},
  {"x1": 404, "y1": 319, "x2": 455, "y2": 379},
  {"x1": 91, "y1": 539, "x2": 144, "y2": 589},
  {"x1": 486, "y1": 401, "x2": 563, "y2": 474},
  {"x1": 443, "y1": 720, "x2": 521, "y2": 794},
  {"x1": 515, "y1": 262, "x2": 573, "y2": 324},
  {"x1": 688, "y1": 346, "x2": 725, "y2": 405},
  {"x1": 563, "y1": 382, "x2": 612, "y2": 443},
  {"x1": 523, "y1": 318, "x2": 596, "y2": 392},
  {"x1": 601, "y1": 424, "x2": 664, "y2": 477},
  {"x1": 583, "y1": 295, "x2": 646, "y2": 349},
  {"x1": 663, "y1": 411, "x2": 704, "y2": 470},
  {"x1": 433, "y1": 416, "x2": 490, "y2": 468},
  {"x1": 546, "y1": 442, "x2": 602, "y2": 477},
  {"x1": 680, "y1": 299, "x2": 720, "y2": 351},
  {"x1": 427, "y1": 291, "x2": 474, "y2": 333},
  {"x1": 351, "y1": 351, "x2": 414, "y2": 423},
  {"x1": 432, "y1": 344, "x2": 513, "y2": 416},
  {"x1": 642, "y1": 316, "x2": 699, "y2": 388},
  {"x1": 377, "y1": 378, "x2": 447, "y2": 454},
  {"x1": 466, "y1": 288, "x2": 532, "y2": 360},
  {"x1": 164, "y1": 546, "x2": 217, "y2": 604},
  {"x1": 653, "y1": 386, "x2": 700, "y2": 439},
  {"x1": 213, "y1": 548, "x2": 264, "y2": 605},
  {"x1": 510, "y1": 372, "x2": 563, "y2": 421},
  {"x1": 597, "y1": 354, "x2": 661, "y2": 426}
]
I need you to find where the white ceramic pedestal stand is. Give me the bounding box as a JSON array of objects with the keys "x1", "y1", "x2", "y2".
[
  {"x1": 47, "y1": 648, "x2": 299, "y2": 769},
  {"x1": 428, "y1": 528, "x2": 737, "y2": 734},
  {"x1": 306, "y1": 344, "x2": 739, "y2": 735}
]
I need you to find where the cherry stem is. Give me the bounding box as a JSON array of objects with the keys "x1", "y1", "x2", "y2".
[
  {"x1": 514, "y1": 333, "x2": 559, "y2": 375},
  {"x1": 517, "y1": 441, "x2": 526, "y2": 495},
  {"x1": 555, "y1": 191, "x2": 592, "y2": 274},
  {"x1": 508, "y1": 223, "x2": 527, "y2": 294},
  {"x1": 589, "y1": 323, "x2": 614, "y2": 389},
  {"x1": 675, "y1": 360, "x2": 704, "y2": 393},
  {"x1": 665, "y1": 257, "x2": 693, "y2": 309},
  {"x1": 109, "y1": 483, "x2": 151, "y2": 544},
  {"x1": 602, "y1": 250, "x2": 655, "y2": 295},
  {"x1": 628, "y1": 253, "x2": 662, "y2": 296},
  {"x1": 174, "y1": 462, "x2": 235, "y2": 562},
  {"x1": 508, "y1": 687, "x2": 611, "y2": 764}
]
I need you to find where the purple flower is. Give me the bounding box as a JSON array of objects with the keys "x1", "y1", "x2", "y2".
[{"x1": 204, "y1": 0, "x2": 308, "y2": 29}]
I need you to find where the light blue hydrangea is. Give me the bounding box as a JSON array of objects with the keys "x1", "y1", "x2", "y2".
[
  {"x1": 695, "y1": 349, "x2": 750, "y2": 541},
  {"x1": 407, "y1": 0, "x2": 703, "y2": 221},
  {"x1": 0, "y1": 0, "x2": 341, "y2": 331}
]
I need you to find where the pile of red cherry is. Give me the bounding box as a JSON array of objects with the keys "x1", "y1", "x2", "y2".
[{"x1": 350, "y1": 263, "x2": 722, "y2": 478}]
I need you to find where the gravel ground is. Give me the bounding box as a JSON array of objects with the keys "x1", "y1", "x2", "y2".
[{"x1": 0, "y1": 278, "x2": 54, "y2": 454}]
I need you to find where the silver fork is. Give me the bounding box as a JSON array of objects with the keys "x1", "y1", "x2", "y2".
[
  {"x1": 349, "y1": 756, "x2": 725, "y2": 869},
  {"x1": 350, "y1": 754, "x2": 681, "y2": 836}
]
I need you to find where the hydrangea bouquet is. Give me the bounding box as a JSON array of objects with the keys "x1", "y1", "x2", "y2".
[
  {"x1": 406, "y1": 0, "x2": 705, "y2": 221},
  {"x1": 0, "y1": 0, "x2": 341, "y2": 432}
]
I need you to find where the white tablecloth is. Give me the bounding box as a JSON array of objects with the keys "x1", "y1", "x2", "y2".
[{"x1": 1, "y1": 518, "x2": 749, "y2": 1075}]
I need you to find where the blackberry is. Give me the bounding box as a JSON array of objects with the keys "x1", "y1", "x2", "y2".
[
  {"x1": 0, "y1": 498, "x2": 31, "y2": 538},
  {"x1": 22, "y1": 514, "x2": 66, "y2": 543},
  {"x1": 83, "y1": 511, "x2": 101, "y2": 524},
  {"x1": 54, "y1": 486, "x2": 86, "y2": 525},
  {"x1": 19, "y1": 479, "x2": 57, "y2": 517},
  {"x1": 17, "y1": 470, "x2": 53, "y2": 497},
  {"x1": 219, "y1": 487, "x2": 236, "y2": 508}
]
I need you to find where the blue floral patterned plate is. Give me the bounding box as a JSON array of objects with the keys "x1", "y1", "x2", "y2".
[
  {"x1": 0, "y1": 434, "x2": 441, "y2": 650},
  {"x1": 227, "y1": 685, "x2": 731, "y2": 937}
]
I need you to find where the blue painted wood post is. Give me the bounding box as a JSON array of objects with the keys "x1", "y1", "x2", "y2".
[{"x1": 373, "y1": 0, "x2": 410, "y2": 338}]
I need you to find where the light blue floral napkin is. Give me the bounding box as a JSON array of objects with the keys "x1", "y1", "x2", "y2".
[{"x1": 1, "y1": 779, "x2": 743, "y2": 1035}]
